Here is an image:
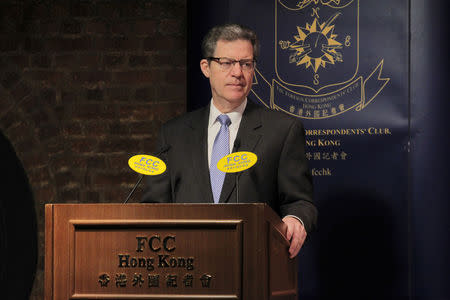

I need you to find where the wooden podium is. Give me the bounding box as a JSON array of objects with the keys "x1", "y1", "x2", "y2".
[{"x1": 45, "y1": 203, "x2": 298, "y2": 300}]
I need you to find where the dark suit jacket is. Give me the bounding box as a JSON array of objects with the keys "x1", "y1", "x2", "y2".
[{"x1": 142, "y1": 100, "x2": 317, "y2": 233}]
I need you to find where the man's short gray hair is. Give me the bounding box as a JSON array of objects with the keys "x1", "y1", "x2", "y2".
[{"x1": 201, "y1": 23, "x2": 259, "y2": 59}]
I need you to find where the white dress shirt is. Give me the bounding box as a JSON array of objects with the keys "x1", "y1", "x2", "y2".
[{"x1": 207, "y1": 98, "x2": 247, "y2": 167}]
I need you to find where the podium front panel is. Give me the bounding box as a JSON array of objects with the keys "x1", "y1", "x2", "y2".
[{"x1": 45, "y1": 203, "x2": 296, "y2": 300}]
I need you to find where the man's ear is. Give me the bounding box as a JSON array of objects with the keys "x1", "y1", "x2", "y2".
[{"x1": 200, "y1": 59, "x2": 210, "y2": 78}]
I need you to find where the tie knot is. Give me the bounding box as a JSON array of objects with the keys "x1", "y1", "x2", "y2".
[{"x1": 217, "y1": 114, "x2": 231, "y2": 126}]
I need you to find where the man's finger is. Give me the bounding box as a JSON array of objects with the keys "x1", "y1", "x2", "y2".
[
  {"x1": 285, "y1": 222, "x2": 293, "y2": 240},
  {"x1": 283, "y1": 216, "x2": 307, "y2": 258},
  {"x1": 289, "y1": 232, "x2": 300, "y2": 257},
  {"x1": 289, "y1": 226, "x2": 307, "y2": 258}
]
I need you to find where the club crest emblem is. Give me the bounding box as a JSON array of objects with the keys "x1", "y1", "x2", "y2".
[{"x1": 251, "y1": 0, "x2": 389, "y2": 119}]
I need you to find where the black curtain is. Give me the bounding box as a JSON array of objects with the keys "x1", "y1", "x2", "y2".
[{"x1": 0, "y1": 131, "x2": 37, "y2": 299}]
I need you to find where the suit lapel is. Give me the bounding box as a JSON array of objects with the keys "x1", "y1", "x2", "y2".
[
  {"x1": 219, "y1": 101, "x2": 262, "y2": 203},
  {"x1": 186, "y1": 104, "x2": 214, "y2": 203}
]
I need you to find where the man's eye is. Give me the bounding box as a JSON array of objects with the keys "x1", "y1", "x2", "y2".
[{"x1": 221, "y1": 61, "x2": 232, "y2": 66}]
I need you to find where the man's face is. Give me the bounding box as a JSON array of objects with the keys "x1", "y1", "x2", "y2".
[{"x1": 200, "y1": 39, "x2": 255, "y2": 112}]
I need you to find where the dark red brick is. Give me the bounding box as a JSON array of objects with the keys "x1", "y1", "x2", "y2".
[
  {"x1": 49, "y1": 3, "x2": 70, "y2": 19},
  {"x1": 164, "y1": 68, "x2": 186, "y2": 85},
  {"x1": 113, "y1": 71, "x2": 158, "y2": 85},
  {"x1": 37, "y1": 124, "x2": 61, "y2": 141},
  {"x1": 154, "y1": 102, "x2": 185, "y2": 122},
  {"x1": 79, "y1": 53, "x2": 101, "y2": 68},
  {"x1": 54, "y1": 54, "x2": 78, "y2": 68},
  {"x1": 33, "y1": 186, "x2": 56, "y2": 204},
  {"x1": 142, "y1": 1, "x2": 164, "y2": 18},
  {"x1": 0, "y1": 95, "x2": 14, "y2": 117},
  {"x1": 30, "y1": 110, "x2": 50, "y2": 125},
  {"x1": 54, "y1": 170, "x2": 81, "y2": 188},
  {"x1": 110, "y1": 21, "x2": 132, "y2": 35},
  {"x1": 129, "y1": 120, "x2": 153, "y2": 135},
  {"x1": 41, "y1": 89, "x2": 57, "y2": 105},
  {"x1": 118, "y1": 104, "x2": 154, "y2": 120},
  {"x1": 69, "y1": 137, "x2": 98, "y2": 153},
  {"x1": 72, "y1": 71, "x2": 111, "y2": 84},
  {"x1": 1, "y1": 72, "x2": 21, "y2": 89},
  {"x1": 143, "y1": 36, "x2": 185, "y2": 51},
  {"x1": 134, "y1": 20, "x2": 157, "y2": 36},
  {"x1": 0, "y1": 37, "x2": 21, "y2": 52},
  {"x1": 81, "y1": 190, "x2": 100, "y2": 203},
  {"x1": 45, "y1": 37, "x2": 92, "y2": 52},
  {"x1": 86, "y1": 88, "x2": 104, "y2": 101},
  {"x1": 85, "y1": 20, "x2": 108, "y2": 34},
  {"x1": 10, "y1": 81, "x2": 32, "y2": 101},
  {"x1": 107, "y1": 153, "x2": 132, "y2": 167},
  {"x1": 135, "y1": 86, "x2": 156, "y2": 101},
  {"x1": 62, "y1": 122, "x2": 83, "y2": 135},
  {"x1": 86, "y1": 155, "x2": 108, "y2": 169},
  {"x1": 58, "y1": 188, "x2": 80, "y2": 202},
  {"x1": 23, "y1": 70, "x2": 64, "y2": 85},
  {"x1": 139, "y1": 138, "x2": 157, "y2": 153},
  {"x1": 84, "y1": 121, "x2": 111, "y2": 135},
  {"x1": 103, "y1": 54, "x2": 125, "y2": 68},
  {"x1": 0, "y1": 108, "x2": 21, "y2": 131},
  {"x1": 72, "y1": 103, "x2": 115, "y2": 120},
  {"x1": 61, "y1": 90, "x2": 79, "y2": 103},
  {"x1": 109, "y1": 121, "x2": 130, "y2": 135},
  {"x1": 156, "y1": 83, "x2": 186, "y2": 101},
  {"x1": 158, "y1": 19, "x2": 184, "y2": 36},
  {"x1": 94, "y1": 36, "x2": 141, "y2": 51},
  {"x1": 61, "y1": 19, "x2": 82, "y2": 35},
  {"x1": 70, "y1": 1, "x2": 93, "y2": 18},
  {"x1": 151, "y1": 53, "x2": 185, "y2": 66},
  {"x1": 5, "y1": 55, "x2": 30, "y2": 68},
  {"x1": 20, "y1": 95, "x2": 40, "y2": 115},
  {"x1": 31, "y1": 55, "x2": 52, "y2": 68},
  {"x1": 27, "y1": 172, "x2": 49, "y2": 192},
  {"x1": 40, "y1": 20, "x2": 60, "y2": 35},
  {"x1": 105, "y1": 87, "x2": 131, "y2": 101},
  {"x1": 97, "y1": 137, "x2": 138, "y2": 153},
  {"x1": 162, "y1": 0, "x2": 186, "y2": 18},
  {"x1": 129, "y1": 55, "x2": 149, "y2": 67},
  {"x1": 91, "y1": 171, "x2": 133, "y2": 187},
  {"x1": 46, "y1": 138, "x2": 66, "y2": 155}
]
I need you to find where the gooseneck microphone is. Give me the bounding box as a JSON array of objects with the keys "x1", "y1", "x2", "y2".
[
  {"x1": 124, "y1": 144, "x2": 171, "y2": 203},
  {"x1": 233, "y1": 139, "x2": 241, "y2": 204}
]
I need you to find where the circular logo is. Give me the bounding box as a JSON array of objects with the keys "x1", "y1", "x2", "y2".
[
  {"x1": 128, "y1": 155, "x2": 166, "y2": 176},
  {"x1": 217, "y1": 151, "x2": 258, "y2": 173}
]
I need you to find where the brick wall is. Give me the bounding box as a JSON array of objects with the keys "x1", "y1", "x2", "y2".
[{"x1": 0, "y1": 1, "x2": 186, "y2": 298}]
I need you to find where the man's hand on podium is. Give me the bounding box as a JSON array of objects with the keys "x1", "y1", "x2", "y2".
[{"x1": 282, "y1": 216, "x2": 307, "y2": 258}]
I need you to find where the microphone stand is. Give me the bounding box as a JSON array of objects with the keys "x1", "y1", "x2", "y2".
[
  {"x1": 124, "y1": 175, "x2": 144, "y2": 204},
  {"x1": 124, "y1": 145, "x2": 171, "y2": 203},
  {"x1": 233, "y1": 139, "x2": 241, "y2": 204},
  {"x1": 235, "y1": 173, "x2": 239, "y2": 204}
]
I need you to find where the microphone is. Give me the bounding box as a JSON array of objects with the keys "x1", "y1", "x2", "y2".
[
  {"x1": 124, "y1": 144, "x2": 171, "y2": 204},
  {"x1": 233, "y1": 139, "x2": 241, "y2": 204}
]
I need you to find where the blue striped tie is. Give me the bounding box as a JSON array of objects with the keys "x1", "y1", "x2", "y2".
[{"x1": 210, "y1": 114, "x2": 231, "y2": 203}]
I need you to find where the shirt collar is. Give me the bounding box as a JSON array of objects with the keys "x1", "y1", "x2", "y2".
[{"x1": 208, "y1": 98, "x2": 247, "y2": 128}]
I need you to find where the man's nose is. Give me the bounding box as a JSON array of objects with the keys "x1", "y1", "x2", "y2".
[{"x1": 230, "y1": 61, "x2": 244, "y2": 76}]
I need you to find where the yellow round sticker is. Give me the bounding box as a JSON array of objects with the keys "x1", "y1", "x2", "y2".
[
  {"x1": 128, "y1": 154, "x2": 167, "y2": 176},
  {"x1": 217, "y1": 151, "x2": 258, "y2": 173}
]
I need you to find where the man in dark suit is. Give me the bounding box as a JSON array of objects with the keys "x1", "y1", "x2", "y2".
[{"x1": 142, "y1": 24, "x2": 317, "y2": 258}]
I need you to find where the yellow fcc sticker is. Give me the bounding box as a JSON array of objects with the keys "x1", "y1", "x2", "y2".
[
  {"x1": 217, "y1": 151, "x2": 258, "y2": 173},
  {"x1": 128, "y1": 155, "x2": 166, "y2": 176}
]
